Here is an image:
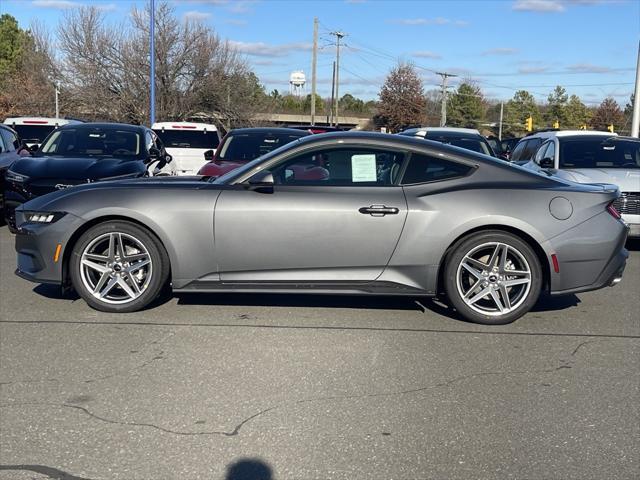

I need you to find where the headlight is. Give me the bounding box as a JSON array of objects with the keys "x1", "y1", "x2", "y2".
[
  {"x1": 5, "y1": 170, "x2": 29, "y2": 183},
  {"x1": 23, "y1": 211, "x2": 66, "y2": 224}
]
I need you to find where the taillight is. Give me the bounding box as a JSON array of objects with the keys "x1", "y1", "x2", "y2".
[{"x1": 607, "y1": 201, "x2": 622, "y2": 219}]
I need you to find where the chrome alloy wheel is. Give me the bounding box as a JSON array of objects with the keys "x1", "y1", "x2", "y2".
[
  {"x1": 455, "y1": 242, "x2": 532, "y2": 317},
  {"x1": 79, "y1": 232, "x2": 153, "y2": 304}
]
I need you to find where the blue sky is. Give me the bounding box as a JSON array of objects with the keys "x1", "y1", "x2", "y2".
[{"x1": 1, "y1": 0, "x2": 638, "y2": 105}]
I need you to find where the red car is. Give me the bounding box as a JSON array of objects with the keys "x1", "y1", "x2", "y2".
[{"x1": 199, "y1": 127, "x2": 323, "y2": 178}]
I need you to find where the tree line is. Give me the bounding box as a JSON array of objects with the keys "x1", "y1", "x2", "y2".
[{"x1": 376, "y1": 63, "x2": 634, "y2": 136}]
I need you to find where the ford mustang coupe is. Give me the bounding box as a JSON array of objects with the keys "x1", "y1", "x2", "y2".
[{"x1": 13, "y1": 132, "x2": 628, "y2": 325}]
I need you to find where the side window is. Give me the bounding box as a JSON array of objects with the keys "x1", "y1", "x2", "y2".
[
  {"x1": 1, "y1": 129, "x2": 19, "y2": 151},
  {"x1": 401, "y1": 153, "x2": 473, "y2": 184},
  {"x1": 545, "y1": 141, "x2": 555, "y2": 161},
  {"x1": 152, "y1": 131, "x2": 164, "y2": 150},
  {"x1": 0, "y1": 131, "x2": 6, "y2": 152},
  {"x1": 522, "y1": 138, "x2": 542, "y2": 160},
  {"x1": 144, "y1": 131, "x2": 154, "y2": 152},
  {"x1": 270, "y1": 148, "x2": 405, "y2": 186},
  {"x1": 510, "y1": 141, "x2": 527, "y2": 161},
  {"x1": 534, "y1": 141, "x2": 550, "y2": 164}
]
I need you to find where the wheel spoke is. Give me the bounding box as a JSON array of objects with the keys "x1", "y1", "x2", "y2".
[
  {"x1": 116, "y1": 233, "x2": 126, "y2": 259},
  {"x1": 488, "y1": 243, "x2": 506, "y2": 270},
  {"x1": 81, "y1": 258, "x2": 109, "y2": 274},
  {"x1": 126, "y1": 257, "x2": 150, "y2": 273},
  {"x1": 116, "y1": 277, "x2": 136, "y2": 299},
  {"x1": 461, "y1": 261, "x2": 483, "y2": 279},
  {"x1": 92, "y1": 272, "x2": 111, "y2": 294},
  {"x1": 84, "y1": 253, "x2": 108, "y2": 262},
  {"x1": 463, "y1": 278, "x2": 484, "y2": 300},
  {"x1": 504, "y1": 269, "x2": 529, "y2": 277},
  {"x1": 490, "y1": 288, "x2": 506, "y2": 313},
  {"x1": 463, "y1": 256, "x2": 488, "y2": 271},
  {"x1": 503, "y1": 278, "x2": 530, "y2": 287},
  {"x1": 498, "y1": 284, "x2": 512, "y2": 310},
  {"x1": 467, "y1": 286, "x2": 493, "y2": 306},
  {"x1": 107, "y1": 233, "x2": 116, "y2": 260},
  {"x1": 128, "y1": 275, "x2": 141, "y2": 295},
  {"x1": 98, "y1": 276, "x2": 118, "y2": 299},
  {"x1": 124, "y1": 253, "x2": 148, "y2": 262}
]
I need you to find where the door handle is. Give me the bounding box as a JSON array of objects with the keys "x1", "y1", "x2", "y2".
[{"x1": 359, "y1": 205, "x2": 400, "y2": 216}]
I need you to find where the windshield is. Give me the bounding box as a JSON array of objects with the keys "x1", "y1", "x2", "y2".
[
  {"x1": 153, "y1": 129, "x2": 220, "y2": 149},
  {"x1": 218, "y1": 132, "x2": 307, "y2": 162},
  {"x1": 559, "y1": 138, "x2": 640, "y2": 169},
  {"x1": 11, "y1": 124, "x2": 56, "y2": 143},
  {"x1": 37, "y1": 128, "x2": 143, "y2": 159},
  {"x1": 425, "y1": 134, "x2": 494, "y2": 156}
]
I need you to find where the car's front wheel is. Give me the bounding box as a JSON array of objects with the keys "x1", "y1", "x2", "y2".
[
  {"x1": 70, "y1": 221, "x2": 170, "y2": 312},
  {"x1": 444, "y1": 231, "x2": 543, "y2": 325}
]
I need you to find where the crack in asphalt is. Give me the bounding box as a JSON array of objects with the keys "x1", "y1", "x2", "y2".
[
  {"x1": 0, "y1": 331, "x2": 176, "y2": 387},
  {"x1": 0, "y1": 344, "x2": 588, "y2": 438},
  {"x1": 0, "y1": 464, "x2": 94, "y2": 480}
]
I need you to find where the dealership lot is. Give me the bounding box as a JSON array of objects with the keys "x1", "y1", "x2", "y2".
[{"x1": 0, "y1": 226, "x2": 638, "y2": 479}]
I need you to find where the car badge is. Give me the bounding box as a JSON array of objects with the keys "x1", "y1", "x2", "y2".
[{"x1": 55, "y1": 184, "x2": 73, "y2": 190}]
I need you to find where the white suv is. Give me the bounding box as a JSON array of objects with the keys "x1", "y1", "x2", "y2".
[
  {"x1": 521, "y1": 130, "x2": 639, "y2": 237},
  {"x1": 3, "y1": 117, "x2": 82, "y2": 149},
  {"x1": 152, "y1": 122, "x2": 221, "y2": 175}
]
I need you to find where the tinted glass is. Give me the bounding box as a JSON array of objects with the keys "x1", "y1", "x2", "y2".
[
  {"x1": 11, "y1": 125, "x2": 56, "y2": 143},
  {"x1": 509, "y1": 141, "x2": 527, "y2": 161},
  {"x1": 219, "y1": 132, "x2": 307, "y2": 162},
  {"x1": 1, "y1": 129, "x2": 19, "y2": 151},
  {"x1": 521, "y1": 138, "x2": 543, "y2": 160},
  {"x1": 545, "y1": 141, "x2": 555, "y2": 161},
  {"x1": 534, "y1": 141, "x2": 550, "y2": 162},
  {"x1": 401, "y1": 153, "x2": 473, "y2": 184},
  {"x1": 425, "y1": 133, "x2": 493, "y2": 156},
  {"x1": 153, "y1": 129, "x2": 220, "y2": 149},
  {"x1": 270, "y1": 148, "x2": 405, "y2": 186},
  {"x1": 39, "y1": 128, "x2": 143, "y2": 159},
  {"x1": 559, "y1": 139, "x2": 640, "y2": 169}
]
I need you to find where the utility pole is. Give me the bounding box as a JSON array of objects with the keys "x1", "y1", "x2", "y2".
[
  {"x1": 329, "y1": 61, "x2": 336, "y2": 126},
  {"x1": 54, "y1": 81, "x2": 60, "y2": 119},
  {"x1": 331, "y1": 31, "x2": 345, "y2": 127},
  {"x1": 310, "y1": 17, "x2": 318, "y2": 126},
  {"x1": 498, "y1": 101, "x2": 504, "y2": 141},
  {"x1": 437, "y1": 71, "x2": 456, "y2": 127},
  {"x1": 150, "y1": 0, "x2": 156, "y2": 125},
  {"x1": 632, "y1": 40, "x2": 640, "y2": 138}
]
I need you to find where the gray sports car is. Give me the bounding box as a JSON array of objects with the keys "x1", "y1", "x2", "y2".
[{"x1": 13, "y1": 132, "x2": 629, "y2": 325}]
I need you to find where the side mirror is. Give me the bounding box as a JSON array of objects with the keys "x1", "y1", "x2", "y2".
[
  {"x1": 203, "y1": 149, "x2": 214, "y2": 162},
  {"x1": 539, "y1": 157, "x2": 554, "y2": 169},
  {"x1": 147, "y1": 147, "x2": 160, "y2": 163},
  {"x1": 164, "y1": 153, "x2": 173, "y2": 164},
  {"x1": 28, "y1": 144, "x2": 39, "y2": 153},
  {"x1": 248, "y1": 171, "x2": 274, "y2": 185}
]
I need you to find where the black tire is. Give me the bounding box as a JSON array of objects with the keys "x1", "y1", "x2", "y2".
[
  {"x1": 69, "y1": 220, "x2": 170, "y2": 313},
  {"x1": 443, "y1": 230, "x2": 543, "y2": 325}
]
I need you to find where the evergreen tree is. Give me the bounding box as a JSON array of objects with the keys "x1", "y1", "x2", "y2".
[
  {"x1": 564, "y1": 94, "x2": 591, "y2": 129},
  {"x1": 446, "y1": 82, "x2": 485, "y2": 128},
  {"x1": 546, "y1": 85, "x2": 569, "y2": 127},
  {"x1": 503, "y1": 90, "x2": 541, "y2": 136}
]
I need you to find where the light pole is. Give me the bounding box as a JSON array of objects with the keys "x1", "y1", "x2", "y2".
[
  {"x1": 55, "y1": 81, "x2": 60, "y2": 119},
  {"x1": 149, "y1": 0, "x2": 156, "y2": 125}
]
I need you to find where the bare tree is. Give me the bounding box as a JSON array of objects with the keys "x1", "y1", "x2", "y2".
[{"x1": 377, "y1": 62, "x2": 426, "y2": 132}]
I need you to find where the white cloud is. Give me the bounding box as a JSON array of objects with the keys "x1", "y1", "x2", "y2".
[
  {"x1": 32, "y1": 0, "x2": 115, "y2": 10},
  {"x1": 184, "y1": 10, "x2": 211, "y2": 20},
  {"x1": 412, "y1": 51, "x2": 442, "y2": 59},
  {"x1": 230, "y1": 40, "x2": 312, "y2": 57},
  {"x1": 512, "y1": 0, "x2": 565, "y2": 12},
  {"x1": 566, "y1": 63, "x2": 612, "y2": 73},
  {"x1": 390, "y1": 17, "x2": 467, "y2": 26},
  {"x1": 482, "y1": 47, "x2": 519, "y2": 56},
  {"x1": 518, "y1": 66, "x2": 550, "y2": 74}
]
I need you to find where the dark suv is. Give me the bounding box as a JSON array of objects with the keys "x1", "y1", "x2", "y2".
[
  {"x1": 4, "y1": 123, "x2": 171, "y2": 231},
  {"x1": 398, "y1": 127, "x2": 497, "y2": 157}
]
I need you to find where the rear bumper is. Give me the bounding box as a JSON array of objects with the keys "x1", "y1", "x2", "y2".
[{"x1": 548, "y1": 211, "x2": 629, "y2": 295}]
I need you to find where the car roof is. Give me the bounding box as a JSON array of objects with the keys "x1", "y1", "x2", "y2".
[
  {"x1": 3, "y1": 117, "x2": 82, "y2": 126},
  {"x1": 402, "y1": 127, "x2": 482, "y2": 136},
  {"x1": 226, "y1": 127, "x2": 311, "y2": 135},
  {"x1": 57, "y1": 122, "x2": 148, "y2": 131},
  {"x1": 152, "y1": 121, "x2": 218, "y2": 131},
  {"x1": 526, "y1": 129, "x2": 618, "y2": 139}
]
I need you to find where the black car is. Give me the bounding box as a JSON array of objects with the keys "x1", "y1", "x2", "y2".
[
  {"x1": 3, "y1": 123, "x2": 171, "y2": 231},
  {"x1": 398, "y1": 127, "x2": 497, "y2": 157},
  {"x1": 0, "y1": 124, "x2": 28, "y2": 216}
]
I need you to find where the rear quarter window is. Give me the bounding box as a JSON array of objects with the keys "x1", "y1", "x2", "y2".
[{"x1": 401, "y1": 153, "x2": 473, "y2": 184}]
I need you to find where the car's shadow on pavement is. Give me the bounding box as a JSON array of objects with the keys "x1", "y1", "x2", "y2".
[{"x1": 626, "y1": 238, "x2": 640, "y2": 251}]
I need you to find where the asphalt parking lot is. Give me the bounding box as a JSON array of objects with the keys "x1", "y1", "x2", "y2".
[{"x1": 0, "y1": 225, "x2": 638, "y2": 480}]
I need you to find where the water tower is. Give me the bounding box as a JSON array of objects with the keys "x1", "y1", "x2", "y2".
[{"x1": 289, "y1": 70, "x2": 306, "y2": 96}]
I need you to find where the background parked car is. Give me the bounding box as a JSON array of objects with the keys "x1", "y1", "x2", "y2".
[
  {"x1": 398, "y1": 127, "x2": 497, "y2": 157},
  {"x1": 0, "y1": 124, "x2": 28, "y2": 217},
  {"x1": 521, "y1": 132, "x2": 639, "y2": 237},
  {"x1": 198, "y1": 127, "x2": 310, "y2": 177},
  {"x1": 152, "y1": 121, "x2": 221, "y2": 176},
  {"x1": 4, "y1": 122, "x2": 172, "y2": 231},
  {"x1": 2, "y1": 117, "x2": 83, "y2": 149}
]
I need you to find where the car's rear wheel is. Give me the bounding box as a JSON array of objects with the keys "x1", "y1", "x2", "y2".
[
  {"x1": 70, "y1": 221, "x2": 170, "y2": 312},
  {"x1": 444, "y1": 231, "x2": 542, "y2": 325}
]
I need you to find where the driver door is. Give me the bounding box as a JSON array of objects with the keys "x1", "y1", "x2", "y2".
[{"x1": 214, "y1": 145, "x2": 408, "y2": 283}]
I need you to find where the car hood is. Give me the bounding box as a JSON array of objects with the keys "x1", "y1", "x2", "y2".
[
  {"x1": 12, "y1": 155, "x2": 145, "y2": 180},
  {"x1": 561, "y1": 168, "x2": 640, "y2": 191}
]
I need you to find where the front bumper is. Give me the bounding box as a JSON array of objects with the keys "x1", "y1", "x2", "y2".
[{"x1": 14, "y1": 210, "x2": 85, "y2": 285}]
